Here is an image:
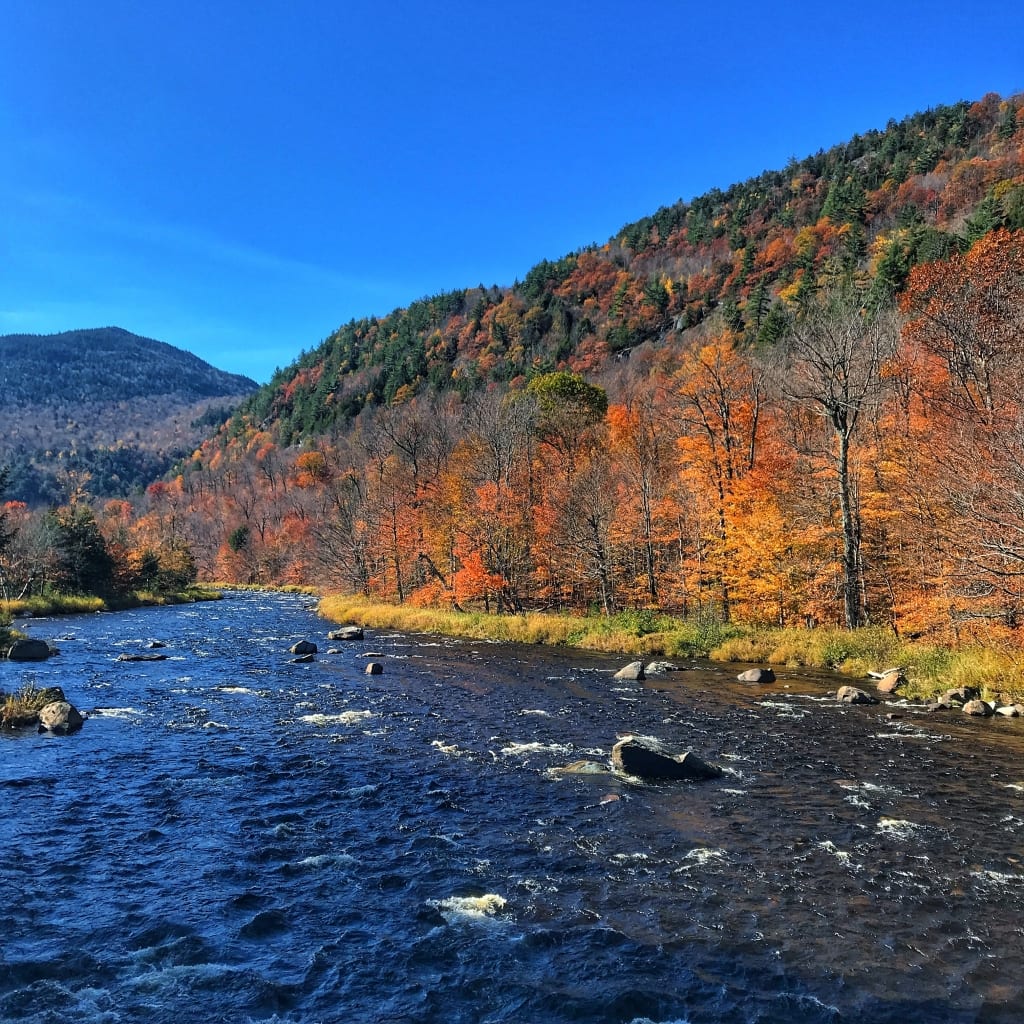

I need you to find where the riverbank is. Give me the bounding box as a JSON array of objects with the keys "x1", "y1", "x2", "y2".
[
  {"x1": 318, "y1": 594, "x2": 1024, "y2": 702},
  {"x1": 1, "y1": 586, "x2": 223, "y2": 621}
]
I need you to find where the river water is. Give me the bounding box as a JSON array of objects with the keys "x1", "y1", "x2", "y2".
[{"x1": 2, "y1": 591, "x2": 1023, "y2": 1024}]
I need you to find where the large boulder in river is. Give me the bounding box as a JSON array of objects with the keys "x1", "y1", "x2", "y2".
[
  {"x1": 611, "y1": 736, "x2": 722, "y2": 781},
  {"x1": 37, "y1": 701, "x2": 84, "y2": 735},
  {"x1": 328, "y1": 626, "x2": 364, "y2": 641},
  {"x1": 836, "y1": 686, "x2": 879, "y2": 705},
  {"x1": 6, "y1": 638, "x2": 52, "y2": 661},
  {"x1": 289, "y1": 640, "x2": 318, "y2": 656},
  {"x1": 613, "y1": 661, "x2": 645, "y2": 681},
  {"x1": 737, "y1": 667, "x2": 775, "y2": 684}
]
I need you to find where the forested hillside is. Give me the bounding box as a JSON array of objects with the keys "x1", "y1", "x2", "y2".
[
  {"x1": 0, "y1": 327, "x2": 256, "y2": 503},
  {"x1": 4, "y1": 93, "x2": 1024, "y2": 645}
]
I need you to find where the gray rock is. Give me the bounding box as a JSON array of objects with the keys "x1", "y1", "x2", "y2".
[
  {"x1": 290, "y1": 653, "x2": 315, "y2": 664},
  {"x1": 994, "y1": 704, "x2": 1021, "y2": 717},
  {"x1": 613, "y1": 661, "x2": 645, "y2": 681},
  {"x1": 289, "y1": 640, "x2": 318, "y2": 656},
  {"x1": 117, "y1": 652, "x2": 168, "y2": 662},
  {"x1": 551, "y1": 760, "x2": 610, "y2": 775},
  {"x1": 644, "y1": 661, "x2": 680, "y2": 675},
  {"x1": 942, "y1": 686, "x2": 980, "y2": 706},
  {"x1": 37, "y1": 701, "x2": 84, "y2": 735},
  {"x1": 737, "y1": 667, "x2": 775, "y2": 684},
  {"x1": 962, "y1": 699, "x2": 995, "y2": 717},
  {"x1": 365, "y1": 662, "x2": 384, "y2": 675},
  {"x1": 6, "y1": 638, "x2": 52, "y2": 661},
  {"x1": 328, "y1": 626, "x2": 364, "y2": 641},
  {"x1": 146, "y1": 640, "x2": 167, "y2": 649},
  {"x1": 611, "y1": 736, "x2": 722, "y2": 781},
  {"x1": 836, "y1": 685, "x2": 879, "y2": 705}
]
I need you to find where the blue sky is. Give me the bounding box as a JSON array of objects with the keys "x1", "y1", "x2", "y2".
[{"x1": 1, "y1": 1, "x2": 1021, "y2": 384}]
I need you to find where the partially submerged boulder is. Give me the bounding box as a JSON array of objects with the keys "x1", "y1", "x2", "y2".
[
  {"x1": 365, "y1": 662, "x2": 384, "y2": 675},
  {"x1": 328, "y1": 626, "x2": 364, "y2": 642},
  {"x1": 6, "y1": 638, "x2": 52, "y2": 661},
  {"x1": 38, "y1": 701, "x2": 84, "y2": 735},
  {"x1": 611, "y1": 736, "x2": 722, "y2": 782},
  {"x1": 963, "y1": 699, "x2": 995, "y2": 718},
  {"x1": 613, "y1": 661, "x2": 645, "y2": 681},
  {"x1": 289, "y1": 640, "x2": 318, "y2": 656},
  {"x1": 644, "y1": 661, "x2": 681, "y2": 675},
  {"x1": 117, "y1": 653, "x2": 168, "y2": 662},
  {"x1": 836, "y1": 685, "x2": 879, "y2": 705},
  {"x1": 737, "y1": 667, "x2": 775, "y2": 684}
]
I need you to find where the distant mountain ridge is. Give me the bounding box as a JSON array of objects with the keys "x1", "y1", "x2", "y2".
[
  {"x1": 0, "y1": 326, "x2": 257, "y2": 404},
  {"x1": 0, "y1": 327, "x2": 258, "y2": 504}
]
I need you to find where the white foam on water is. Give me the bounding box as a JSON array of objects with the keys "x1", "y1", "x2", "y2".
[
  {"x1": 519, "y1": 709, "x2": 551, "y2": 716},
  {"x1": 90, "y1": 707, "x2": 145, "y2": 719},
  {"x1": 817, "y1": 840, "x2": 859, "y2": 869},
  {"x1": 971, "y1": 868, "x2": 1024, "y2": 885},
  {"x1": 216, "y1": 686, "x2": 254, "y2": 694},
  {"x1": 612, "y1": 852, "x2": 651, "y2": 862},
  {"x1": 299, "y1": 711, "x2": 374, "y2": 726},
  {"x1": 203, "y1": 721, "x2": 230, "y2": 730},
  {"x1": 1005, "y1": 783, "x2": 1024, "y2": 793},
  {"x1": 429, "y1": 893, "x2": 507, "y2": 924},
  {"x1": 431, "y1": 739, "x2": 463, "y2": 756},
  {"x1": 498, "y1": 741, "x2": 572, "y2": 757},
  {"x1": 672, "y1": 848, "x2": 727, "y2": 872},
  {"x1": 876, "y1": 817, "x2": 928, "y2": 840}
]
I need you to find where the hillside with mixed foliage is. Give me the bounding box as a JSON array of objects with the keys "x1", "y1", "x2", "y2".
[
  {"x1": 234, "y1": 92, "x2": 1024, "y2": 444},
  {"x1": 5, "y1": 93, "x2": 1024, "y2": 656},
  {"x1": 0, "y1": 327, "x2": 257, "y2": 503}
]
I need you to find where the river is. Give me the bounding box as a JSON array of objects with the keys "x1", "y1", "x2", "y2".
[{"x1": 2, "y1": 590, "x2": 1023, "y2": 1023}]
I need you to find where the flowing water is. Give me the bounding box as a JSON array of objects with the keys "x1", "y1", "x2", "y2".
[{"x1": 2, "y1": 591, "x2": 1023, "y2": 1024}]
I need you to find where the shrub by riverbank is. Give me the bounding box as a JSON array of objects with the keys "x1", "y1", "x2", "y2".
[{"x1": 318, "y1": 596, "x2": 1024, "y2": 702}]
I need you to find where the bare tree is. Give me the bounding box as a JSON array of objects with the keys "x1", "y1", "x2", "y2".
[{"x1": 775, "y1": 286, "x2": 898, "y2": 628}]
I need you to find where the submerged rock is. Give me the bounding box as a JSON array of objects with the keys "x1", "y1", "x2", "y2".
[
  {"x1": 328, "y1": 626, "x2": 364, "y2": 641},
  {"x1": 117, "y1": 653, "x2": 168, "y2": 662},
  {"x1": 291, "y1": 653, "x2": 315, "y2": 664},
  {"x1": 737, "y1": 667, "x2": 775, "y2": 684},
  {"x1": 611, "y1": 736, "x2": 722, "y2": 781},
  {"x1": 613, "y1": 661, "x2": 645, "y2": 681},
  {"x1": 550, "y1": 760, "x2": 610, "y2": 775},
  {"x1": 37, "y1": 701, "x2": 84, "y2": 735},
  {"x1": 836, "y1": 686, "x2": 879, "y2": 705},
  {"x1": 644, "y1": 661, "x2": 681, "y2": 675},
  {"x1": 6, "y1": 638, "x2": 52, "y2": 661}
]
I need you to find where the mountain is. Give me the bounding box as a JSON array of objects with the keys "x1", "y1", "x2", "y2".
[
  {"x1": 230, "y1": 91, "x2": 1023, "y2": 445},
  {"x1": 0, "y1": 327, "x2": 258, "y2": 504}
]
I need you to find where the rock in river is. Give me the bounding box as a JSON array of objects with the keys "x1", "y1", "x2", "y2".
[
  {"x1": 836, "y1": 685, "x2": 879, "y2": 705},
  {"x1": 37, "y1": 701, "x2": 84, "y2": 735},
  {"x1": 328, "y1": 626, "x2": 364, "y2": 641},
  {"x1": 289, "y1": 640, "x2": 318, "y2": 656},
  {"x1": 6, "y1": 638, "x2": 52, "y2": 661},
  {"x1": 737, "y1": 667, "x2": 775, "y2": 684},
  {"x1": 611, "y1": 736, "x2": 722, "y2": 781},
  {"x1": 613, "y1": 661, "x2": 645, "y2": 681}
]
